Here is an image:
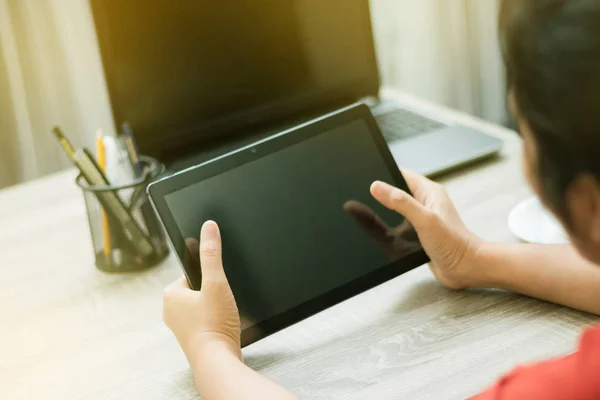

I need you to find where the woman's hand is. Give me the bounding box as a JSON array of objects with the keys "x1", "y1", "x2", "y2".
[
  {"x1": 371, "y1": 169, "x2": 484, "y2": 289},
  {"x1": 163, "y1": 221, "x2": 242, "y2": 367}
]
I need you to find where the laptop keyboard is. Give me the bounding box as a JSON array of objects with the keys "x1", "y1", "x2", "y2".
[{"x1": 375, "y1": 108, "x2": 446, "y2": 141}]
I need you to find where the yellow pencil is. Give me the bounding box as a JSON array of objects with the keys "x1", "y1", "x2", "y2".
[{"x1": 96, "y1": 130, "x2": 112, "y2": 263}]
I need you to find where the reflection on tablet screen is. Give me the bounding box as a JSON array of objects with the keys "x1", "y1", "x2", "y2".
[{"x1": 165, "y1": 118, "x2": 424, "y2": 334}]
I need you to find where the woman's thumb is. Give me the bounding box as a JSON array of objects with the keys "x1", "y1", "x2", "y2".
[{"x1": 199, "y1": 220, "x2": 227, "y2": 286}]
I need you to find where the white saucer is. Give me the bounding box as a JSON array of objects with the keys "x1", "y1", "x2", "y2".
[{"x1": 508, "y1": 197, "x2": 570, "y2": 244}]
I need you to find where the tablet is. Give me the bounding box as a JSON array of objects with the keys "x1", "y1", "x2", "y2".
[{"x1": 148, "y1": 103, "x2": 429, "y2": 346}]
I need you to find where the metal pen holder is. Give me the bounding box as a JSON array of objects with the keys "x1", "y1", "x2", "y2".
[{"x1": 76, "y1": 156, "x2": 169, "y2": 272}]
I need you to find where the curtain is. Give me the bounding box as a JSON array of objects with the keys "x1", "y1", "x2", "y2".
[
  {"x1": 371, "y1": 0, "x2": 507, "y2": 124},
  {"x1": 0, "y1": 0, "x2": 506, "y2": 189},
  {"x1": 0, "y1": 0, "x2": 114, "y2": 188}
]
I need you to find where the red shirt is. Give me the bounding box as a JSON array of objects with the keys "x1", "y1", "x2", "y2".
[{"x1": 472, "y1": 324, "x2": 600, "y2": 400}]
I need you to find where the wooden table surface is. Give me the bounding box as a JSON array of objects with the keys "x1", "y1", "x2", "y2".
[{"x1": 1, "y1": 92, "x2": 597, "y2": 400}]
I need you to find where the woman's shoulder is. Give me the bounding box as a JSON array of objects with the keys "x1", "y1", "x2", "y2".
[
  {"x1": 578, "y1": 323, "x2": 600, "y2": 367},
  {"x1": 471, "y1": 323, "x2": 600, "y2": 400},
  {"x1": 580, "y1": 323, "x2": 600, "y2": 342}
]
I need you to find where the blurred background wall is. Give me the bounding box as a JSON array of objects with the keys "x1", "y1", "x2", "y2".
[{"x1": 0, "y1": 0, "x2": 505, "y2": 189}]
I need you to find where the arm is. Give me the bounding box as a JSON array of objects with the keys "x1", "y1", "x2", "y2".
[
  {"x1": 190, "y1": 341, "x2": 297, "y2": 400},
  {"x1": 370, "y1": 170, "x2": 600, "y2": 315},
  {"x1": 163, "y1": 221, "x2": 298, "y2": 400},
  {"x1": 478, "y1": 243, "x2": 600, "y2": 315}
]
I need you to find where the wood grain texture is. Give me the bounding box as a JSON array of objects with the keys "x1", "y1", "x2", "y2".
[{"x1": 1, "y1": 91, "x2": 597, "y2": 400}]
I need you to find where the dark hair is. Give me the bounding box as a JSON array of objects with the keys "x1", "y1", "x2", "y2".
[{"x1": 499, "y1": 0, "x2": 600, "y2": 220}]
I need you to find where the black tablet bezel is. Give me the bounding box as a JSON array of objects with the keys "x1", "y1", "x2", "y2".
[{"x1": 148, "y1": 103, "x2": 430, "y2": 347}]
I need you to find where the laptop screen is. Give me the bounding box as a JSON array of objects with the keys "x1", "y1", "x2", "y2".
[{"x1": 91, "y1": 0, "x2": 380, "y2": 161}]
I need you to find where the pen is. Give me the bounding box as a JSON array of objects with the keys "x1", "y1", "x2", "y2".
[
  {"x1": 53, "y1": 127, "x2": 76, "y2": 161},
  {"x1": 121, "y1": 122, "x2": 143, "y2": 176},
  {"x1": 52, "y1": 127, "x2": 154, "y2": 258},
  {"x1": 121, "y1": 122, "x2": 164, "y2": 254},
  {"x1": 103, "y1": 135, "x2": 138, "y2": 202},
  {"x1": 96, "y1": 130, "x2": 112, "y2": 264}
]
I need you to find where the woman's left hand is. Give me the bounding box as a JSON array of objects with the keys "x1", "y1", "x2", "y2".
[{"x1": 163, "y1": 221, "x2": 242, "y2": 366}]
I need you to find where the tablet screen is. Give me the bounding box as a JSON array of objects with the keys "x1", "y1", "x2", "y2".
[{"x1": 163, "y1": 116, "x2": 425, "y2": 340}]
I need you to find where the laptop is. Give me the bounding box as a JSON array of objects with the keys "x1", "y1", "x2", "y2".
[{"x1": 90, "y1": 0, "x2": 502, "y2": 176}]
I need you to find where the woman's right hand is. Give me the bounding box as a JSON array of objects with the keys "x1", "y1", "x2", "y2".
[{"x1": 370, "y1": 169, "x2": 485, "y2": 289}]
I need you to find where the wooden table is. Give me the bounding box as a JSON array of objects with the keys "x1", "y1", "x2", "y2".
[{"x1": 1, "y1": 92, "x2": 597, "y2": 400}]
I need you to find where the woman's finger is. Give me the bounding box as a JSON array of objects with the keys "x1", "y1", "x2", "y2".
[
  {"x1": 199, "y1": 220, "x2": 228, "y2": 286},
  {"x1": 371, "y1": 181, "x2": 432, "y2": 231}
]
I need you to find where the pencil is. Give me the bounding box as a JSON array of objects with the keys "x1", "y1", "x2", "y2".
[
  {"x1": 52, "y1": 127, "x2": 76, "y2": 161},
  {"x1": 96, "y1": 130, "x2": 112, "y2": 263}
]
